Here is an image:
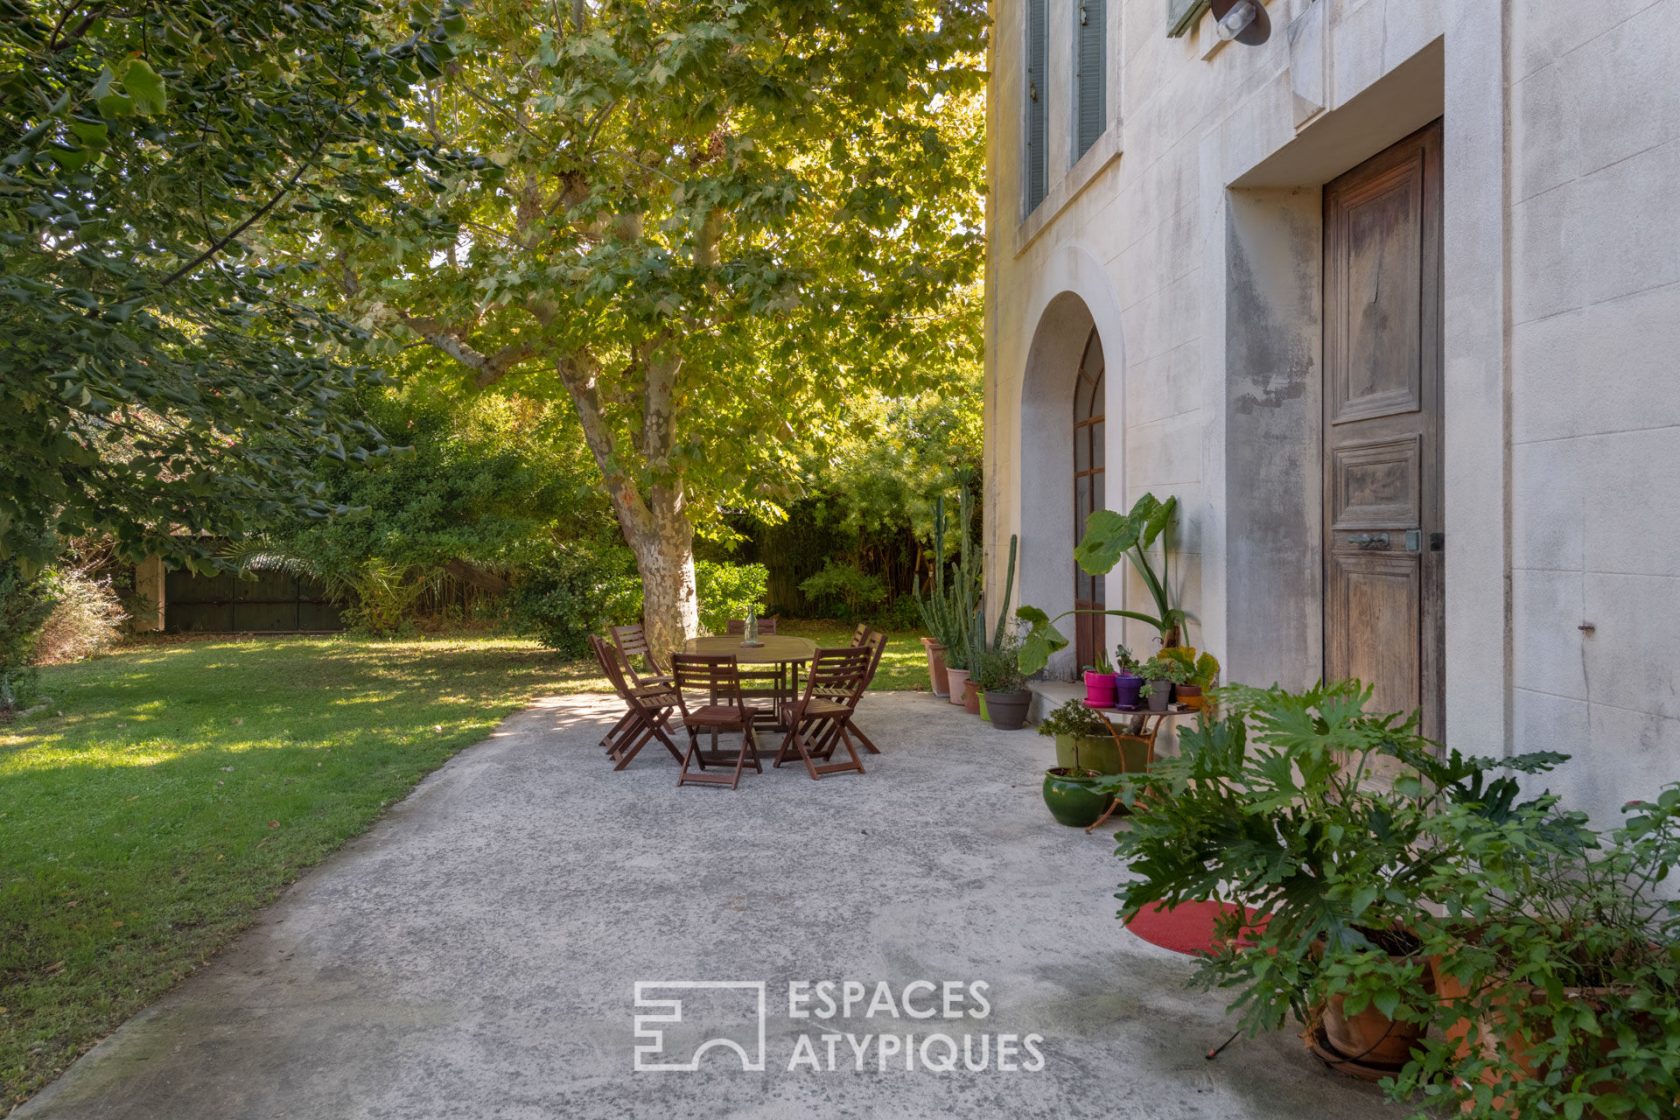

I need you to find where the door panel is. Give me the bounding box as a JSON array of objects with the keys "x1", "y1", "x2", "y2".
[{"x1": 1323, "y1": 120, "x2": 1444, "y2": 742}]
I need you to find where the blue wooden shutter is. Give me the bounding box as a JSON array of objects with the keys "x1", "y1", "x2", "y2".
[
  {"x1": 1025, "y1": 0, "x2": 1048, "y2": 211},
  {"x1": 1075, "y1": 0, "x2": 1106, "y2": 159}
]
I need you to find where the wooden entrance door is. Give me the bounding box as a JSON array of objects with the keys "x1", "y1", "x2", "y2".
[
  {"x1": 1322, "y1": 121, "x2": 1444, "y2": 741},
  {"x1": 1073, "y1": 328, "x2": 1106, "y2": 670}
]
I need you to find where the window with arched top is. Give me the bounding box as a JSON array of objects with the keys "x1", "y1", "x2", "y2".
[{"x1": 1073, "y1": 328, "x2": 1106, "y2": 670}]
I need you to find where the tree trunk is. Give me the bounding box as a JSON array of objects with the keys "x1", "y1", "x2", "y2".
[{"x1": 628, "y1": 498, "x2": 699, "y2": 662}]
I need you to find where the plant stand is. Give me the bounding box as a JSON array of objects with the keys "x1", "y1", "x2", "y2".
[{"x1": 1083, "y1": 706, "x2": 1200, "y2": 833}]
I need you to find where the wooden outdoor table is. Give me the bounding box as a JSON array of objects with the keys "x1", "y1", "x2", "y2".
[{"x1": 681, "y1": 634, "x2": 818, "y2": 729}]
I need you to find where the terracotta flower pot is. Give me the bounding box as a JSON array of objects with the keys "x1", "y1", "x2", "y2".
[
  {"x1": 1175, "y1": 683, "x2": 1203, "y2": 710},
  {"x1": 920, "y1": 637, "x2": 950, "y2": 697},
  {"x1": 1042, "y1": 768, "x2": 1107, "y2": 827},
  {"x1": 944, "y1": 668, "x2": 970, "y2": 707},
  {"x1": 962, "y1": 675, "x2": 981, "y2": 715}
]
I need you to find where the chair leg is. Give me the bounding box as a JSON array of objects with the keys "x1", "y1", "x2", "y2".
[
  {"x1": 826, "y1": 722, "x2": 866, "y2": 776},
  {"x1": 602, "y1": 709, "x2": 635, "y2": 751},
  {"x1": 850, "y1": 723, "x2": 882, "y2": 755}
]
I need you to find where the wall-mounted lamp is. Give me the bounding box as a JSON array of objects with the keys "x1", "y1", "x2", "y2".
[{"x1": 1211, "y1": 0, "x2": 1270, "y2": 46}]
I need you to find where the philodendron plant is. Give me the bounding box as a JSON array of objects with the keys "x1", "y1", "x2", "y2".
[{"x1": 1016, "y1": 492, "x2": 1185, "y2": 675}]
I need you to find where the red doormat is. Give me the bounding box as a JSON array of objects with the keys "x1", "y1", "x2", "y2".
[{"x1": 1124, "y1": 900, "x2": 1269, "y2": 956}]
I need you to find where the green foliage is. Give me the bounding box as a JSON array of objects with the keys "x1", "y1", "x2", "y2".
[
  {"x1": 1113, "y1": 643, "x2": 1140, "y2": 675},
  {"x1": 315, "y1": 0, "x2": 987, "y2": 644},
  {"x1": 913, "y1": 492, "x2": 982, "y2": 666},
  {"x1": 0, "y1": 0, "x2": 458, "y2": 569},
  {"x1": 1095, "y1": 680, "x2": 1680, "y2": 1116},
  {"x1": 797, "y1": 562, "x2": 886, "y2": 621},
  {"x1": 695, "y1": 561, "x2": 769, "y2": 634},
  {"x1": 1136, "y1": 655, "x2": 1195, "y2": 697},
  {"x1": 1156, "y1": 647, "x2": 1219, "y2": 688},
  {"x1": 1085, "y1": 649, "x2": 1114, "y2": 675},
  {"x1": 968, "y1": 533, "x2": 1019, "y2": 669},
  {"x1": 34, "y1": 567, "x2": 127, "y2": 665},
  {"x1": 969, "y1": 626, "x2": 1026, "y2": 694},
  {"x1": 1385, "y1": 792, "x2": 1680, "y2": 1119},
  {"x1": 0, "y1": 636, "x2": 572, "y2": 1104},
  {"x1": 0, "y1": 560, "x2": 55, "y2": 711},
  {"x1": 508, "y1": 543, "x2": 639, "y2": 657},
  {"x1": 1017, "y1": 493, "x2": 1186, "y2": 674},
  {"x1": 511, "y1": 552, "x2": 767, "y2": 654},
  {"x1": 1037, "y1": 698, "x2": 1112, "y2": 739},
  {"x1": 1098, "y1": 681, "x2": 1564, "y2": 1037}
]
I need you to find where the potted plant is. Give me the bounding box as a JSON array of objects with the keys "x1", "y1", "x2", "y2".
[
  {"x1": 1158, "y1": 646, "x2": 1220, "y2": 710},
  {"x1": 1016, "y1": 492, "x2": 1186, "y2": 675},
  {"x1": 1098, "y1": 681, "x2": 1568, "y2": 1088},
  {"x1": 1113, "y1": 643, "x2": 1144, "y2": 709},
  {"x1": 1137, "y1": 655, "x2": 1193, "y2": 712},
  {"x1": 943, "y1": 642, "x2": 971, "y2": 709},
  {"x1": 1041, "y1": 766, "x2": 1108, "y2": 828},
  {"x1": 913, "y1": 493, "x2": 967, "y2": 695},
  {"x1": 1037, "y1": 699, "x2": 1149, "y2": 775},
  {"x1": 1386, "y1": 789, "x2": 1680, "y2": 1118},
  {"x1": 1082, "y1": 648, "x2": 1117, "y2": 707},
  {"x1": 913, "y1": 492, "x2": 981, "y2": 702},
  {"x1": 972, "y1": 629, "x2": 1031, "y2": 731}
]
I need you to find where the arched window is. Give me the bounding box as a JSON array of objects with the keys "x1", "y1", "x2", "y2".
[{"x1": 1073, "y1": 328, "x2": 1105, "y2": 670}]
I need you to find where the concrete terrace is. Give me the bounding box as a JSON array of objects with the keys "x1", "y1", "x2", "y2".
[{"x1": 17, "y1": 693, "x2": 1396, "y2": 1120}]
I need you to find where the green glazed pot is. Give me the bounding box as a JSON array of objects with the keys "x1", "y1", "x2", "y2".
[
  {"x1": 1054, "y1": 732, "x2": 1151, "y2": 774},
  {"x1": 1042, "y1": 768, "x2": 1108, "y2": 828}
]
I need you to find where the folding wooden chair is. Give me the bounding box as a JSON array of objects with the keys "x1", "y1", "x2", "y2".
[
  {"x1": 590, "y1": 635, "x2": 683, "y2": 771},
  {"x1": 774, "y1": 646, "x2": 874, "y2": 779},
  {"x1": 671, "y1": 653, "x2": 765, "y2": 790},
  {"x1": 813, "y1": 629, "x2": 886, "y2": 758},
  {"x1": 725, "y1": 617, "x2": 779, "y2": 635},
  {"x1": 609, "y1": 623, "x2": 673, "y2": 686}
]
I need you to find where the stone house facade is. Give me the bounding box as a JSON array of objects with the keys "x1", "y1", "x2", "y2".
[{"x1": 984, "y1": 0, "x2": 1680, "y2": 821}]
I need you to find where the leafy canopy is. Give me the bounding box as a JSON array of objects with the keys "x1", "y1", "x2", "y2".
[
  {"x1": 326, "y1": 0, "x2": 987, "y2": 536},
  {"x1": 0, "y1": 0, "x2": 456, "y2": 570}
]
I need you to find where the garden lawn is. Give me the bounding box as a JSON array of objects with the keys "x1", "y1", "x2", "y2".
[
  {"x1": 0, "y1": 636, "x2": 581, "y2": 1108},
  {"x1": 0, "y1": 626, "x2": 925, "y2": 1107}
]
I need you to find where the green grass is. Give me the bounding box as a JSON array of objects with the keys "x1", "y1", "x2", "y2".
[{"x1": 0, "y1": 626, "x2": 926, "y2": 1106}]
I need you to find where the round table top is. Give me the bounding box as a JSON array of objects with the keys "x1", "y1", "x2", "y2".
[{"x1": 682, "y1": 634, "x2": 819, "y2": 664}]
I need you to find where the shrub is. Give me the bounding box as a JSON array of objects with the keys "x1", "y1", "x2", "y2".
[
  {"x1": 509, "y1": 544, "x2": 638, "y2": 657},
  {"x1": 0, "y1": 561, "x2": 55, "y2": 713},
  {"x1": 697, "y1": 560, "x2": 768, "y2": 633},
  {"x1": 34, "y1": 568, "x2": 127, "y2": 664},
  {"x1": 798, "y1": 561, "x2": 887, "y2": 620}
]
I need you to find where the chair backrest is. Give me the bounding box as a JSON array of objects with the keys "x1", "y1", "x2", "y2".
[
  {"x1": 671, "y1": 653, "x2": 750, "y2": 716},
  {"x1": 725, "y1": 617, "x2": 778, "y2": 635},
  {"x1": 858, "y1": 629, "x2": 887, "y2": 686},
  {"x1": 590, "y1": 634, "x2": 637, "y2": 701},
  {"x1": 610, "y1": 623, "x2": 666, "y2": 680},
  {"x1": 799, "y1": 646, "x2": 877, "y2": 710},
  {"x1": 850, "y1": 623, "x2": 870, "y2": 647}
]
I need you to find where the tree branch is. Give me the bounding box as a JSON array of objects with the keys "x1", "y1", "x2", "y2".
[{"x1": 393, "y1": 311, "x2": 536, "y2": 387}]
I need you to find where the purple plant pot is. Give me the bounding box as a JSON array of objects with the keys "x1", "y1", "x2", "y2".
[{"x1": 1113, "y1": 672, "x2": 1144, "y2": 710}]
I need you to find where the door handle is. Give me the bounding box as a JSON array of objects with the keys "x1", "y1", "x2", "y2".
[{"x1": 1349, "y1": 533, "x2": 1390, "y2": 550}]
